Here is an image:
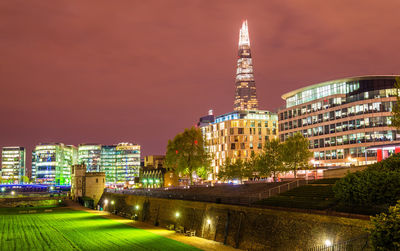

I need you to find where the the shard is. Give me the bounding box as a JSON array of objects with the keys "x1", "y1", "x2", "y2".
[{"x1": 233, "y1": 20, "x2": 259, "y2": 111}]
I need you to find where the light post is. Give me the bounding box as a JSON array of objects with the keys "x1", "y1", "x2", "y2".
[
  {"x1": 104, "y1": 199, "x2": 108, "y2": 211},
  {"x1": 175, "y1": 211, "x2": 180, "y2": 230},
  {"x1": 133, "y1": 205, "x2": 140, "y2": 220},
  {"x1": 111, "y1": 200, "x2": 115, "y2": 213}
]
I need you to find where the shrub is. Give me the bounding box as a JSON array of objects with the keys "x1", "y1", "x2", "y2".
[
  {"x1": 333, "y1": 154, "x2": 400, "y2": 206},
  {"x1": 333, "y1": 170, "x2": 400, "y2": 205},
  {"x1": 369, "y1": 200, "x2": 400, "y2": 250}
]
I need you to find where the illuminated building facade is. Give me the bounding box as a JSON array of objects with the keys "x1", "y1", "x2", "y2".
[
  {"x1": 279, "y1": 75, "x2": 400, "y2": 166},
  {"x1": 32, "y1": 143, "x2": 78, "y2": 185},
  {"x1": 200, "y1": 110, "x2": 278, "y2": 179},
  {"x1": 234, "y1": 20, "x2": 258, "y2": 111},
  {"x1": 140, "y1": 155, "x2": 178, "y2": 188},
  {"x1": 1, "y1": 147, "x2": 26, "y2": 184},
  {"x1": 100, "y1": 143, "x2": 140, "y2": 184},
  {"x1": 78, "y1": 144, "x2": 101, "y2": 172}
]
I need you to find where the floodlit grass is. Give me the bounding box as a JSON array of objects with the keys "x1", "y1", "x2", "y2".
[{"x1": 0, "y1": 207, "x2": 200, "y2": 251}]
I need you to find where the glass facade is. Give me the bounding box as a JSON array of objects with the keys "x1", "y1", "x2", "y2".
[
  {"x1": 279, "y1": 76, "x2": 400, "y2": 166},
  {"x1": 100, "y1": 143, "x2": 140, "y2": 184},
  {"x1": 32, "y1": 143, "x2": 77, "y2": 185},
  {"x1": 1, "y1": 147, "x2": 26, "y2": 184},
  {"x1": 78, "y1": 144, "x2": 101, "y2": 172}
]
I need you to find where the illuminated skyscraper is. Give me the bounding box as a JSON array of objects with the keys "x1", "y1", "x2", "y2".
[
  {"x1": 234, "y1": 20, "x2": 259, "y2": 111},
  {"x1": 1, "y1": 147, "x2": 26, "y2": 184}
]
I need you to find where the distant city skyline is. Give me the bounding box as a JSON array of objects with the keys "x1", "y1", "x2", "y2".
[{"x1": 1, "y1": 1, "x2": 400, "y2": 170}]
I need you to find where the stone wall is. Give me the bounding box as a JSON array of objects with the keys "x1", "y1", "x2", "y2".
[
  {"x1": 101, "y1": 192, "x2": 370, "y2": 250},
  {"x1": 0, "y1": 197, "x2": 65, "y2": 208}
]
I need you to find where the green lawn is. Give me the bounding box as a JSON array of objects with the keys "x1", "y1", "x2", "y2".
[
  {"x1": 0, "y1": 207, "x2": 200, "y2": 251},
  {"x1": 254, "y1": 178, "x2": 386, "y2": 215}
]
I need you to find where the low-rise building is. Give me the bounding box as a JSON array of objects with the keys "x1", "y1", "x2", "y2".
[
  {"x1": 71, "y1": 164, "x2": 105, "y2": 208},
  {"x1": 141, "y1": 155, "x2": 178, "y2": 188}
]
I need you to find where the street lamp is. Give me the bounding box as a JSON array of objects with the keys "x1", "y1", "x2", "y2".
[
  {"x1": 135, "y1": 205, "x2": 139, "y2": 210},
  {"x1": 111, "y1": 200, "x2": 115, "y2": 205},
  {"x1": 11, "y1": 191, "x2": 15, "y2": 196},
  {"x1": 325, "y1": 239, "x2": 332, "y2": 247},
  {"x1": 175, "y1": 212, "x2": 180, "y2": 218},
  {"x1": 207, "y1": 219, "x2": 211, "y2": 225}
]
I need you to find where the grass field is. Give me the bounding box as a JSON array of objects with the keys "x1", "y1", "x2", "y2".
[
  {"x1": 254, "y1": 178, "x2": 386, "y2": 215},
  {"x1": 254, "y1": 178, "x2": 339, "y2": 210},
  {"x1": 0, "y1": 207, "x2": 200, "y2": 251}
]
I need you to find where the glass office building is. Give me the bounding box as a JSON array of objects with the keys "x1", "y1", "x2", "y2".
[
  {"x1": 32, "y1": 143, "x2": 77, "y2": 185},
  {"x1": 279, "y1": 75, "x2": 400, "y2": 166},
  {"x1": 78, "y1": 144, "x2": 101, "y2": 172},
  {"x1": 1, "y1": 147, "x2": 26, "y2": 184},
  {"x1": 100, "y1": 143, "x2": 140, "y2": 184}
]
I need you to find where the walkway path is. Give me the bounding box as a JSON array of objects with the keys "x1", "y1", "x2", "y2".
[{"x1": 66, "y1": 201, "x2": 239, "y2": 251}]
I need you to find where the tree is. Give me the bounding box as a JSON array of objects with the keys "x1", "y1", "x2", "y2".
[
  {"x1": 391, "y1": 77, "x2": 400, "y2": 130},
  {"x1": 217, "y1": 158, "x2": 252, "y2": 183},
  {"x1": 20, "y1": 176, "x2": 30, "y2": 184},
  {"x1": 165, "y1": 127, "x2": 210, "y2": 185},
  {"x1": 369, "y1": 200, "x2": 400, "y2": 250},
  {"x1": 256, "y1": 138, "x2": 284, "y2": 181},
  {"x1": 281, "y1": 133, "x2": 313, "y2": 178}
]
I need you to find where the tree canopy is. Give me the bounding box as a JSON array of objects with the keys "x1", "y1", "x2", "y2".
[
  {"x1": 256, "y1": 138, "x2": 284, "y2": 181},
  {"x1": 165, "y1": 127, "x2": 210, "y2": 185},
  {"x1": 370, "y1": 200, "x2": 400, "y2": 250},
  {"x1": 217, "y1": 157, "x2": 252, "y2": 183},
  {"x1": 281, "y1": 133, "x2": 313, "y2": 178}
]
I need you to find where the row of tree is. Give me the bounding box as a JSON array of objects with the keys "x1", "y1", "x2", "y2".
[
  {"x1": 165, "y1": 127, "x2": 313, "y2": 185},
  {"x1": 218, "y1": 133, "x2": 313, "y2": 182}
]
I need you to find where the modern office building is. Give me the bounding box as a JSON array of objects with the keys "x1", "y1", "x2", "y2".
[
  {"x1": 78, "y1": 144, "x2": 101, "y2": 172},
  {"x1": 278, "y1": 75, "x2": 400, "y2": 166},
  {"x1": 200, "y1": 110, "x2": 278, "y2": 179},
  {"x1": 234, "y1": 20, "x2": 258, "y2": 111},
  {"x1": 32, "y1": 143, "x2": 78, "y2": 185},
  {"x1": 100, "y1": 143, "x2": 140, "y2": 185},
  {"x1": 1, "y1": 147, "x2": 26, "y2": 183}
]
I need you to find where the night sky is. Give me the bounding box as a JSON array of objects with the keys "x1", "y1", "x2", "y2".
[{"x1": 1, "y1": 0, "x2": 400, "y2": 168}]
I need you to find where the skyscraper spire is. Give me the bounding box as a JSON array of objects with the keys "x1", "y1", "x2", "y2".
[
  {"x1": 239, "y1": 20, "x2": 250, "y2": 47},
  {"x1": 234, "y1": 20, "x2": 258, "y2": 111}
]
